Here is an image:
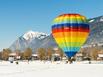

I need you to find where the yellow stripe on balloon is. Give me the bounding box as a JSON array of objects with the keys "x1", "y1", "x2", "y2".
[{"x1": 55, "y1": 37, "x2": 87, "y2": 43}]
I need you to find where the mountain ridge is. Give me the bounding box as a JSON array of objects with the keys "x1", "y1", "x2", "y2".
[{"x1": 10, "y1": 15, "x2": 103, "y2": 52}]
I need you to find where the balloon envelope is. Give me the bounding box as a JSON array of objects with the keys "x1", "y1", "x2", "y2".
[{"x1": 52, "y1": 14, "x2": 90, "y2": 58}]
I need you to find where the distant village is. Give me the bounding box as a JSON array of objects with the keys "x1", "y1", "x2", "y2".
[{"x1": 0, "y1": 43, "x2": 103, "y2": 63}]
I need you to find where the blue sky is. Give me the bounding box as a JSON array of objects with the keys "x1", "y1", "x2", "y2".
[{"x1": 0, "y1": 0, "x2": 103, "y2": 50}]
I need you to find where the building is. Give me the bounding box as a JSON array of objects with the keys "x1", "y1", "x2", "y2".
[
  {"x1": 8, "y1": 52, "x2": 20, "y2": 60},
  {"x1": 75, "y1": 53, "x2": 83, "y2": 61},
  {"x1": 97, "y1": 54, "x2": 103, "y2": 60},
  {"x1": 31, "y1": 54, "x2": 38, "y2": 60},
  {"x1": 97, "y1": 50, "x2": 103, "y2": 60},
  {"x1": 52, "y1": 53, "x2": 61, "y2": 61}
]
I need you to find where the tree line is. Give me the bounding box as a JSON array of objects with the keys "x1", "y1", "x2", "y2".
[
  {"x1": 0, "y1": 45, "x2": 103, "y2": 61},
  {"x1": 0, "y1": 47, "x2": 64, "y2": 61}
]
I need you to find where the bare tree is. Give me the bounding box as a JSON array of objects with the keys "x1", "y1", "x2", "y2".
[
  {"x1": 37, "y1": 48, "x2": 46, "y2": 61},
  {"x1": 58, "y1": 48, "x2": 64, "y2": 60},
  {"x1": 0, "y1": 52, "x2": 2, "y2": 60},
  {"x1": 90, "y1": 47, "x2": 99, "y2": 60},
  {"x1": 47, "y1": 48, "x2": 53, "y2": 60},
  {"x1": 2, "y1": 48, "x2": 12, "y2": 60},
  {"x1": 23, "y1": 48, "x2": 32, "y2": 60}
]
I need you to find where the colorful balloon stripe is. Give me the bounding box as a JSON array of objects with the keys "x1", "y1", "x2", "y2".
[
  {"x1": 63, "y1": 47, "x2": 80, "y2": 51},
  {"x1": 53, "y1": 18, "x2": 87, "y2": 24},
  {"x1": 65, "y1": 52, "x2": 77, "y2": 57},
  {"x1": 53, "y1": 15, "x2": 87, "y2": 23},
  {"x1": 53, "y1": 32, "x2": 88, "y2": 38},
  {"x1": 52, "y1": 23, "x2": 89, "y2": 29},
  {"x1": 52, "y1": 28, "x2": 89, "y2": 33},
  {"x1": 52, "y1": 13, "x2": 90, "y2": 58},
  {"x1": 59, "y1": 42, "x2": 83, "y2": 47},
  {"x1": 55, "y1": 38, "x2": 87, "y2": 43}
]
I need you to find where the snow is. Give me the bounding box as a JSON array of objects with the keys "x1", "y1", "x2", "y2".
[
  {"x1": 98, "y1": 54, "x2": 103, "y2": 57},
  {"x1": 23, "y1": 30, "x2": 48, "y2": 40},
  {"x1": 100, "y1": 17, "x2": 103, "y2": 21},
  {"x1": 89, "y1": 19, "x2": 94, "y2": 22},
  {"x1": 0, "y1": 61, "x2": 103, "y2": 77}
]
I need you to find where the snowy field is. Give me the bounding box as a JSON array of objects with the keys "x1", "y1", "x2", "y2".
[{"x1": 0, "y1": 61, "x2": 103, "y2": 77}]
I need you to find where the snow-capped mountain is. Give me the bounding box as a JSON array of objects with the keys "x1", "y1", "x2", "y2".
[
  {"x1": 85, "y1": 15, "x2": 103, "y2": 46},
  {"x1": 10, "y1": 15, "x2": 103, "y2": 52},
  {"x1": 23, "y1": 30, "x2": 48, "y2": 41},
  {"x1": 10, "y1": 31, "x2": 57, "y2": 52},
  {"x1": 88, "y1": 16, "x2": 103, "y2": 23}
]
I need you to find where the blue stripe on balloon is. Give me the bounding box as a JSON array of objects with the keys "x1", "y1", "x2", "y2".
[
  {"x1": 62, "y1": 47, "x2": 80, "y2": 52},
  {"x1": 65, "y1": 52, "x2": 77, "y2": 57},
  {"x1": 52, "y1": 23, "x2": 89, "y2": 29}
]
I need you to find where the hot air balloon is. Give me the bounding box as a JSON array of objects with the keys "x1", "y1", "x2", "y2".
[{"x1": 52, "y1": 13, "x2": 90, "y2": 60}]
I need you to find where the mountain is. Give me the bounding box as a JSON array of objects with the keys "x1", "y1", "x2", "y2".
[
  {"x1": 85, "y1": 16, "x2": 103, "y2": 46},
  {"x1": 23, "y1": 30, "x2": 48, "y2": 41},
  {"x1": 10, "y1": 30, "x2": 57, "y2": 52},
  {"x1": 10, "y1": 15, "x2": 103, "y2": 52}
]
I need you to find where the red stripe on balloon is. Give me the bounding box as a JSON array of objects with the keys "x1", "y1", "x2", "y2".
[{"x1": 52, "y1": 27, "x2": 89, "y2": 33}]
